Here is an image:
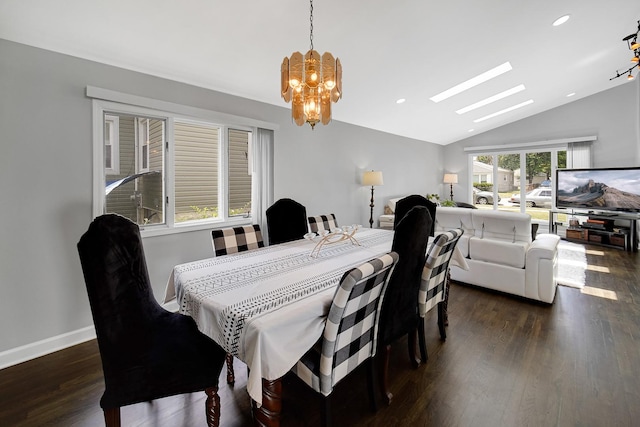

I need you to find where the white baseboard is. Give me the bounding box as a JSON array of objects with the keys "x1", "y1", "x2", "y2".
[
  {"x1": 0, "y1": 300, "x2": 179, "y2": 371},
  {"x1": 0, "y1": 326, "x2": 97, "y2": 370}
]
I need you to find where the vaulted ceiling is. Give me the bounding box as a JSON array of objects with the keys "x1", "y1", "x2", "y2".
[{"x1": 1, "y1": 0, "x2": 639, "y2": 144}]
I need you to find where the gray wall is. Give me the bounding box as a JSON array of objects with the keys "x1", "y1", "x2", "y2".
[
  {"x1": 443, "y1": 81, "x2": 640, "y2": 200},
  {"x1": 0, "y1": 39, "x2": 442, "y2": 356}
]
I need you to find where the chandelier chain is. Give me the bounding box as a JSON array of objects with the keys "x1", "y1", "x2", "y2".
[{"x1": 309, "y1": 0, "x2": 314, "y2": 51}]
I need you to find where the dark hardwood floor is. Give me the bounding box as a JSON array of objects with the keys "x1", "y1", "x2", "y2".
[{"x1": 1, "y1": 244, "x2": 638, "y2": 426}]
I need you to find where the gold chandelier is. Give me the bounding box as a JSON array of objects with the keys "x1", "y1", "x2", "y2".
[{"x1": 280, "y1": 0, "x2": 342, "y2": 129}]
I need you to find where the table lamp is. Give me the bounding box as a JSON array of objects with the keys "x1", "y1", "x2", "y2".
[
  {"x1": 363, "y1": 170, "x2": 384, "y2": 228},
  {"x1": 443, "y1": 173, "x2": 458, "y2": 201}
]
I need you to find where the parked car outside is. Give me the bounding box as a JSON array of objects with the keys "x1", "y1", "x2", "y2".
[
  {"x1": 509, "y1": 188, "x2": 552, "y2": 207},
  {"x1": 473, "y1": 187, "x2": 500, "y2": 205}
]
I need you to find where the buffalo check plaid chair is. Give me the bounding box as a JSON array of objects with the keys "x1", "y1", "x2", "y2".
[
  {"x1": 417, "y1": 228, "x2": 464, "y2": 363},
  {"x1": 308, "y1": 214, "x2": 338, "y2": 234},
  {"x1": 291, "y1": 251, "x2": 399, "y2": 427},
  {"x1": 211, "y1": 224, "x2": 264, "y2": 384},
  {"x1": 211, "y1": 224, "x2": 264, "y2": 257}
]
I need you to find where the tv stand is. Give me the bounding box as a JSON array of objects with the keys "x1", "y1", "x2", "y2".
[{"x1": 549, "y1": 209, "x2": 638, "y2": 252}]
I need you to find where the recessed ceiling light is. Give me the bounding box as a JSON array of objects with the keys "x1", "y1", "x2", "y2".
[
  {"x1": 468, "y1": 129, "x2": 475, "y2": 132},
  {"x1": 553, "y1": 15, "x2": 570, "y2": 26},
  {"x1": 396, "y1": 98, "x2": 406, "y2": 104},
  {"x1": 456, "y1": 84, "x2": 526, "y2": 114},
  {"x1": 429, "y1": 62, "x2": 513, "y2": 103},
  {"x1": 473, "y1": 99, "x2": 534, "y2": 123},
  {"x1": 566, "y1": 92, "x2": 576, "y2": 97}
]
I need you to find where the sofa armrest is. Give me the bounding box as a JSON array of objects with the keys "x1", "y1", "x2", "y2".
[
  {"x1": 525, "y1": 234, "x2": 560, "y2": 303},
  {"x1": 526, "y1": 234, "x2": 560, "y2": 262}
]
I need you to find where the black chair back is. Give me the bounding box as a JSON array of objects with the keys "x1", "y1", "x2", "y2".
[
  {"x1": 393, "y1": 195, "x2": 437, "y2": 236},
  {"x1": 380, "y1": 206, "x2": 432, "y2": 346},
  {"x1": 266, "y1": 198, "x2": 308, "y2": 245}
]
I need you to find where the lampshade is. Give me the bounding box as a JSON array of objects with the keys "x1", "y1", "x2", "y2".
[
  {"x1": 363, "y1": 170, "x2": 384, "y2": 186},
  {"x1": 443, "y1": 173, "x2": 458, "y2": 184}
]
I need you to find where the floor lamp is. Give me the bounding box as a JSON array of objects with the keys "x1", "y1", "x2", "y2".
[
  {"x1": 443, "y1": 173, "x2": 458, "y2": 201},
  {"x1": 363, "y1": 170, "x2": 384, "y2": 228}
]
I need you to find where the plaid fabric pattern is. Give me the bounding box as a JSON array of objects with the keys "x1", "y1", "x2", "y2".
[
  {"x1": 419, "y1": 228, "x2": 464, "y2": 317},
  {"x1": 292, "y1": 251, "x2": 398, "y2": 396},
  {"x1": 211, "y1": 225, "x2": 264, "y2": 257},
  {"x1": 308, "y1": 214, "x2": 338, "y2": 233}
]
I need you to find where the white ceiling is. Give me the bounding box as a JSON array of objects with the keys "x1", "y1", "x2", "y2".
[{"x1": 1, "y1": 0, "x2": 639, "y2": 145}]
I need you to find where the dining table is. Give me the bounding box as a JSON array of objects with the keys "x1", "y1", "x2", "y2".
[{"x1": 164, "y1": 227, "x2": 467, "y2": 427}]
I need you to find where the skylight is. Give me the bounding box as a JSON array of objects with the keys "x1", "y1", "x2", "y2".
[
  {"x1": 429, "y1": 62, "x2": 513, "y2": 103},
  {"x1": 456, "y1": 84, "x2": 526, "y2": 114},
  {"x1": 473, "y1": 99, "x2": 534, "y2": 123}
]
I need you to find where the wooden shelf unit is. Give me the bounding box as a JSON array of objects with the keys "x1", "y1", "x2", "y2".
[{"x1": 549, "y1": 209, "x2": 638, "y2": 252}]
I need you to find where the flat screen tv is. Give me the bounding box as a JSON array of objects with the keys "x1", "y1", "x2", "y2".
[{"x1": 556, "y1": 167, "x2": 640, "y2": 212}]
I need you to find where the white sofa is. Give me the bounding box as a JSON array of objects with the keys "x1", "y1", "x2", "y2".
[{"x1": 434, "y1": 207, "x2": 560, "y2": 303}]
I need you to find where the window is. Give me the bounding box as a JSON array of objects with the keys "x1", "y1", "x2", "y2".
[
  {"x1": 93, "y1": 98, "x2": 264, "y2": 235},
  {"x1": 104, "y1": 115, "x2": 119, "y2": 174},
  {"x1": 467, "y1": 138, "x2": 591, "y2": 225}
]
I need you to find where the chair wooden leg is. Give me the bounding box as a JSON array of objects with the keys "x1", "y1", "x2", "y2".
[
  {"x1": 378, "y1": 344, "x2": 393, "y2": 405},
  {"x1": 437, "y1": 302, "x2": 447, "y2": 341},
  {"x1": 225, "y1": 353, "x2": 235, "y2": 385},
  {"x1": 322, "y1": 394, "x2": 332, "y2": 427},
  {"x1": 443, "y1": 272, "x2": 451, "y2": 326},
  {"x1": 205, "y1": 386, "x2": 221, "y2": 427},
  {"x1": 407, "y1": 326, "x2": 421, "y2": 368},
  {"x1": 418, "y1": 320, "x2": 428, "y2": 363},
  {"x1": 103, "y1": 407, "x2": 121, "y2": 427},
  {"x1": 366, "y1": 358, "x2": 378, "y2": 413}
]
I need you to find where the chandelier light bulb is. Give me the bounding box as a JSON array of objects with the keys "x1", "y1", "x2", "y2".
[
  {"x1": 631, "y1": 40, "x2": 640, "y2": 50},
  {"x1": 628, "y1": 73, "x2": 635, "y2": 81},
  {"x1": 632, "y1": 56, "x2": 640, "y2": 63}
]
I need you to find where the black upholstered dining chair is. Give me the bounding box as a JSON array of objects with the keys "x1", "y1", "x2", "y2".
[
  {"x1": 77, "y1": 214, "x2": 227, "y2": 427},
  {"x1": 308, "y1": 213, "x2": 338, "y2": 234},
  {"x1": 266, "y1": 198, "x2": 308, "y2": 245},
  {"x1": 393, "y1": 194, "x2": 437, "y2": 237},
  {"x1": 378, "y1": 206, "x2": 432, "y2": 405},
  {"x1": 417, "y1": 228, "x2": 464, "y2": 363},
  {"x1": 211, "y1": 224, "x2": 265, "y2": 385},
  {"x1": 291, "y1": 251, "x2": 399, "y2": 427}
]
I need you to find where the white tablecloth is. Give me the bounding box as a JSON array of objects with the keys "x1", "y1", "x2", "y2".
[
  {"x1": 164, "y1": 228, "x2": 468, "y2": 405},
  {"x1": 164, "y1": 228, "x2": 395, "y2": 405}
]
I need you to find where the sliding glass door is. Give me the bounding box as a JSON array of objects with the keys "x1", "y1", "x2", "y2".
[{"x1": 470, "y1": 148, "x2": 569, "y2": 228}]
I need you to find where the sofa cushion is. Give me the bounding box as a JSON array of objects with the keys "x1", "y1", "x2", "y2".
[
  {"x1": 471, "y1": 210, "x2": 532, "y2": 243},
  {"x1": 434, "y1": 207, "x2": 475, "y2": 234},
  {"x1": 469, "y1": 238, "x2": 528, "y2": 268}
]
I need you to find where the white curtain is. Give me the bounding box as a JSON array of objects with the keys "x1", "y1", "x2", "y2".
[
  {"x1": 567, "y1": 141, "x2": 592, "y2": 168},
  {"x1": 252, "y1": 128, "x2": 274, "y2": 242}
]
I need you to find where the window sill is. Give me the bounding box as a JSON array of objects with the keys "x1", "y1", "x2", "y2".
[{"x1": 140, "y1": 216, "x2": 253, "y2": 238}]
